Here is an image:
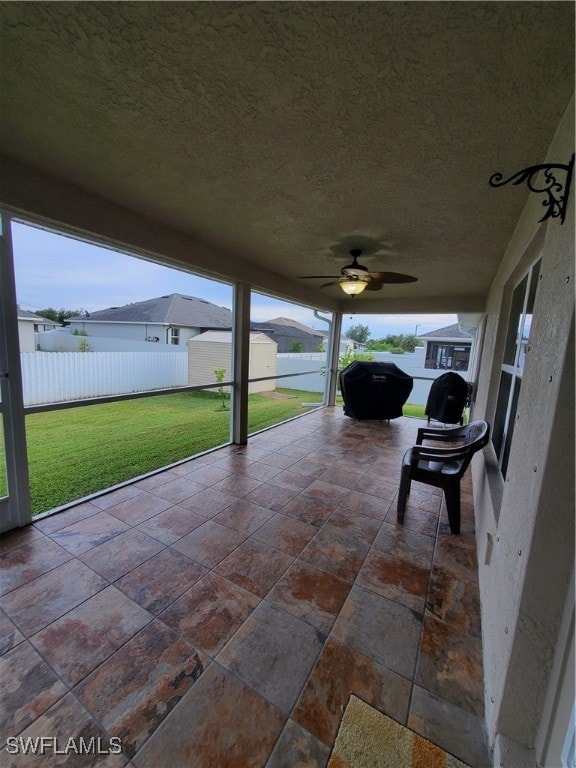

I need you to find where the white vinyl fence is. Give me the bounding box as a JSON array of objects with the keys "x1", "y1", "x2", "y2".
[
  {"x1": 21, "y1": 352, "x2": 188, "y2": 406},
  {"x1": 21, "y1": 348, "x2": 470, "y2": 408},
  {"x1": 277, "y1": 350, "x2": 470, "y2": 405}
]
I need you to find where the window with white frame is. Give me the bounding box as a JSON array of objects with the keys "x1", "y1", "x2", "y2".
[
  {"x1": 170, "y1": 327, "x2": 180, "y2": 345},
  {"x1": 492, "y1": 258, "x2": 541, "y2": 478}
]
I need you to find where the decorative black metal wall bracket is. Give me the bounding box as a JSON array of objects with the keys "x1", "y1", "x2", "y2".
[{"x1": 489, "y1": 153, "x2": 574, "y2": 225}]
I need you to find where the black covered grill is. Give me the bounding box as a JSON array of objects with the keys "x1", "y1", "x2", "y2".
[
  {"x1": 425, "y1": 371, "x2": 469, "y2": 424},
  {"x1": 339, "y1": 361, "x2": 413, "y2": 420}
]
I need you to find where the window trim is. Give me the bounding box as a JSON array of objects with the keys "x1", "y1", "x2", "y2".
[{"x1": 493, "y1": 257, "x2": 541, "y2": 478}]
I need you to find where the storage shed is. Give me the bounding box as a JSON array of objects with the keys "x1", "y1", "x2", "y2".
[{"x1": 188, "y1": 331, "x2": 277, "y2": 394}]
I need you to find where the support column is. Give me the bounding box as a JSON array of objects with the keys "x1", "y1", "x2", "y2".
[
  {"x1": 326, "y1": 311, "x2": 342, "y2": 406},
  {"x1": 231, "y1": 282, "x2": 250, "y2": 445}
]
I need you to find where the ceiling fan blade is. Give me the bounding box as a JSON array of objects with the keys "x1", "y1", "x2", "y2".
[
  {"x1": 319, "y1": 280, "x2": 341, "y2": 288},
  {"x1": 298, "y1": 274, "x2": 341, "y2": 279},
  {"x1": 369, "y1": 271, "x2": 418, "y2": 284},
  {"x1": 363, "y1": 280, "x2": 383, "y2": 291}
]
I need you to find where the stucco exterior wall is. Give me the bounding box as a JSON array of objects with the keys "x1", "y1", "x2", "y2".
[
  {"x1": 67, "y1": 320, "x2": 169, "y2": 343},
  {"x1": 17, "y1": 320, "x2": 35, "y2": 352},
  {"x1": 471, "y1": 96, "x2": 574, "y2": 762}
]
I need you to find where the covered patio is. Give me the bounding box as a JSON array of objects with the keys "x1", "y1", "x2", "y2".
[{"x1": 1, "y1": 409, "x2": 486, "y2": 767}]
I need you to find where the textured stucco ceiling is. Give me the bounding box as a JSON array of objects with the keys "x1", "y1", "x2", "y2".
[{"x1": 0, "y1": 2, "x2": 574, "y2": 311}]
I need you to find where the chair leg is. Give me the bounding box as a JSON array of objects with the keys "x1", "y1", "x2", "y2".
[
  {"x1": 397, "y1": 466, "x2": 411, "y2": 523},
  {"x1": 444, "y1": 481, "x2": 461, "y2": 534}
]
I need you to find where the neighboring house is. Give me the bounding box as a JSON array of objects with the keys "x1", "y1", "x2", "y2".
[
  {"x1": 251, "y1": 316, "x2": 327, "y2": 353},
  {"x1": 17, "y1": 308, "x2": 60, "y2": 352},
  {"x1": 418, "y1": 323, "x2": 475, "y2": 371},
  {"x1": 66, "y1": 293, "x2": 232, "y2": 347}
]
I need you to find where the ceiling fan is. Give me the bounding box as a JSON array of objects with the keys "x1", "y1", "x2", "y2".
[{"x1": 299, "y1": 249, "x2": 417, "y2": 295}]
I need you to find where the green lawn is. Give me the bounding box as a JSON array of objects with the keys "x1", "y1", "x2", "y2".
[{"x1": 13, "y1": 389, "x2": 425, "y2": 516}]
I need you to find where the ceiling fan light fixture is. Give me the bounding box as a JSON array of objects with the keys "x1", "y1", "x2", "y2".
[{"x1": 340, "y1": 278, "x2": 368, "y2": 296}]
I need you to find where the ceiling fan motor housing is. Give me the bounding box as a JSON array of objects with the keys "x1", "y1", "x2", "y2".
[{"x1": 342, "y1": 250, "x2": 370, "y2": 278}]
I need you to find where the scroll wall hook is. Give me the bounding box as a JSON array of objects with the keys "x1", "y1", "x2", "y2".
[{"x1": 489, "y1": 153, "x2": 574, "y2": 225}]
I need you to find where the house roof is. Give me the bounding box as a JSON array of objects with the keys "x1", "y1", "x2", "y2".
[
  {"x1": 17, "y1": 308, "x2": 59, "y2": 325},
  {"x1": 417, "y1": 323, "x2": 475, "y2": 341},
  {"x1": 267, "y1": 317, "x2": 329, "y2": 338},
  {"x1": 68, "y1": 294, "x2": 232, "y2": 329},
  {"x1": 251, "y1": 321, "x2": 323, "y2": 341}
]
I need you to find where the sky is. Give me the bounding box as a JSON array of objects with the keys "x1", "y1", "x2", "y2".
[{"x1": 12, "y1": 221, "x2": 455, "y2": 338}]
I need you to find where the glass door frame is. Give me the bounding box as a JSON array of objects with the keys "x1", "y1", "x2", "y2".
[{"x1": 0, "y1": 210, "x2": 32, "y2": 531}]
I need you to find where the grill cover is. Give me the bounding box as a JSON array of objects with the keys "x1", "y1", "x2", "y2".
[
  {"x1": 425, "y1": 372, "x2": 469, "y2": 424},
  {"x1": 339, "y1": 361, "x2": 413, "y2": 420}
]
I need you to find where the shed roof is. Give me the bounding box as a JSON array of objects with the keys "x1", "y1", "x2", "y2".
[
  {"x1": 68, "y1": 294, "x2": 232, "y2": 329},
  {"x1": 189, "y1": 331, "x2": 274, "y2": 344}
]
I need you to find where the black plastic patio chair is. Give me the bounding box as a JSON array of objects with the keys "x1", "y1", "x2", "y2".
[{"x1": 396, "y1": 420, "x2": 490, "y2": 534}]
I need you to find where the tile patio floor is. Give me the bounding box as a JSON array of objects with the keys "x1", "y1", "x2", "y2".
[{"x1": 0, "y1": 408, "x2": 489, "y2": 767}]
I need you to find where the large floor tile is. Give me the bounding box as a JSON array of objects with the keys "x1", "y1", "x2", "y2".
[
  {"x1": 135, "y1": 505, "x2": 206, "y2": 545},
  {"x1": 149, "y1": 476, "x2": 206, "y2": 504},
  {"x1": 159, "y1": 572, "x2": 259, "y2": 656},
  {"x1": 281, "y1": 496, "x2": 334, "y2": 527},
  {"x1": 217, "y1": 601, "x2": 325, "y2": 714},
  {"x1": 0, "y1": 641, "x2": 67, "y2": 737},
  {"x1": 31, "y1": 586, "x2": 153, "y2": 686},
  {"x1": 48, "y1": 512, "x2": 130, "y2": 556},
  {"x1": 245, "y1": 482, "x2": 300, "y2": 512},
  {"x1": 372, "y1": 520, "x2": 435, "y2": 567},
  {"x1": 331, "y1": 585, "x2": 422, "y2": 680},
  {"x1": 0, "y1": 525, "x2": 41, "y2": 550},
  {"x1": 426, "y1": 563, "x2": 482, "y2": 637},
  {"x1": 74, "y1": 620, "x2": 207, "y2": 757},
  {"x1": 132, "y1": 664, "x2": 285, "y2": 768},
  {"x1": 0, "y1": 538, "x2": 72, "y2": 596},
  {"x1": 416, "y1": 614, "x2": 484, "y2": 716},
  {"x1": 266, "y1": 560, "x2": 350, "y2": 634},
  {"x1": 177, "y1": 486, "x2": 237, "y2": 517},
  {"x1": 212, "y1": 473, "x2": 264, "y2": 498},
  {"x1": 78, "y1": 529, "x2": 165, "y2": 582},
  {"x1": 251, "y1": 512, "x2": 319, "y2": 555},
  {"x1": 356, "y1": 550, "x2": 430, "y2": 613},
  {"x1": 0, "y1": 608, "x2": 24, "y2": 656},
  {"x1": 90, "y1": 485, "x2": 143, "y2": 510},
  {"x1": 212, "y1": 498, "x2": 275, "y2": 535},
  {"x1": 338, "y1": 489, "x2": 392, "y2": 520},
  {"x1": 171, "y1": 520, "x2": 245, "y2": 567},
  {"x1": 4, "y1": 692, "x2": 126, "y2": 767},
  {"x1": 322, "y1": 508, "x2": 382, "y2": 546},
  {"x1": 299, "y1": 528, "x2": 369, "y2": 584},
  {"x1": 0, "y1": 558, "x2": 107, "y2": 636},
  {"x1": 292, "y1": 637, "x2": 411, "y2": 745},
  {"x1": 214, "y1": 538, "x2": 293, "y2": 598},
  {"x1": 105, "y1": 492, "x2": 173, "y2": 526},
  {"x1": 29, "y1": 502, "x2": 100, "y2": 535},
  {"x1": 409, "y1": 685, "x2": 490, "y2": 767},
  {"x1": 265, "y1": 718, "x2": 330, "y2": 768},
  {"x1": 114, "y1": 548, "x2": 207, "y2": 614}
]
